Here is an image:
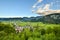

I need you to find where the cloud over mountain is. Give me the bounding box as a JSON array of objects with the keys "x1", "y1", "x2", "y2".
[{"x1": 32, "y1": 0, "x2": 60, "y2": 15}]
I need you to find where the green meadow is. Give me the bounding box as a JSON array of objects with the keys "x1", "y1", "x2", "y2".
[{"x1": 0, "y1": 21, "x2": 60, "y2": 40}]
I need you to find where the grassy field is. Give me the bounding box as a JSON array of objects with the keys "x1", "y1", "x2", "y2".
[{"x1": 0, "y1": 21, "x2": 60, "y2": 40}]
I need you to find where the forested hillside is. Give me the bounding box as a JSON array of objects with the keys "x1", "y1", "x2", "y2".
[
  {"x1": 0, "y1": 13, "x2": 60, "y2": 24},
  {"x1": 43, "y1": 13, "x2": 60, "y2": 24}
]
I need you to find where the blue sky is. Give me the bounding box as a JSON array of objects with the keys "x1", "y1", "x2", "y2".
[
  {"x1": 0, "y1": 0, "x2": 60, "y2": 17},
  {"x1": 0, "y1": 0, "x2": 39, "y2": 17}
]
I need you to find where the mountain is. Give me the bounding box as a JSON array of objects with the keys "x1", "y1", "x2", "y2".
[
  {"x1": 0, "y1": 13, "x2": 60, "y2": 24},
  {"x1": 0, "y1": 16, "x2": 43, "y2": 22},
  {"x1": 43, "y1": 13, "x2": 60, "y2": 24}
]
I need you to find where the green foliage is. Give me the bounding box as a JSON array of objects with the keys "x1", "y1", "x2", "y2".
[
  {"x1": 40, "y1": 33, "x2": 56, "y2": 40},
  {"x1": 0, "y1": 22, "x2": 60, "y2": 40}
]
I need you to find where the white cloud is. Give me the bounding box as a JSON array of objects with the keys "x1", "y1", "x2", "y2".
[
  {"x1": 35, "y1": 4, "x2": 50, "y2": 13},
  {"x1": 35, "y1": 4, "x2": 51, "y2": 15},
  {"x1": 32, "y1": 2, "x2": 39, "y2": 8},
  {"x1": 43, "y1": 4, "x2": 50, "y2": 10},
  {"x1": 38, "y1": 0, "x2": 43, "y2": 3},
  {"x1": 32, "y1": 10, "x2": 35, "y2": 13},
  {"x1": 32, "y1": 0, "x2": 43, "y2": 9},
  {"x1": 32, "y1": 5, "x2": 36, "y2": 8},
  {"x1": 32, "y1": 0, "x2": 43, "y2": 13},
  {"x1": 32, "y1": 0, "x2": 60, "y2": 15}
]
